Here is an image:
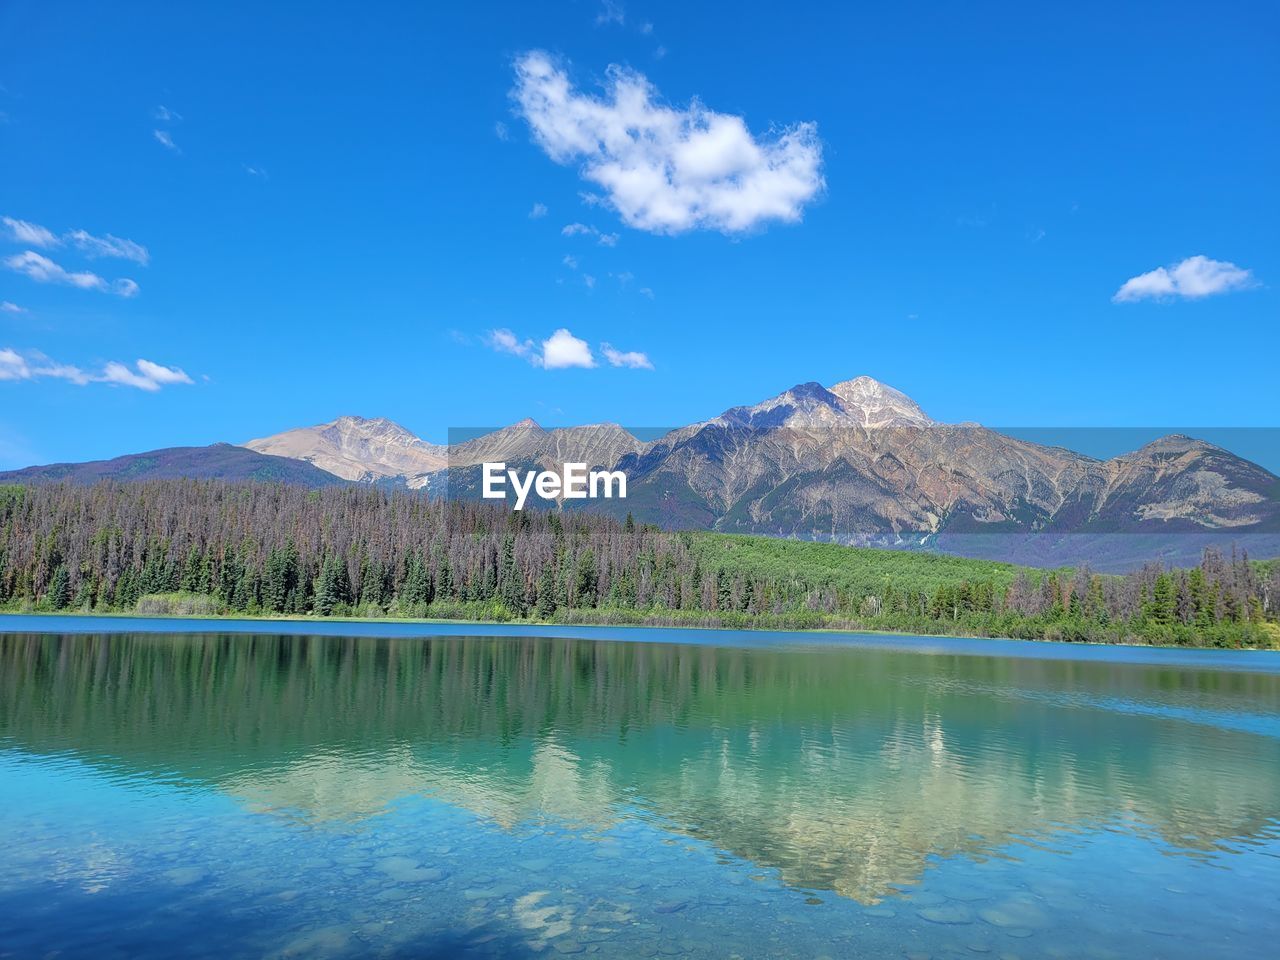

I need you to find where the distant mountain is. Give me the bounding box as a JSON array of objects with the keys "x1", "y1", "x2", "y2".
[
  {"x1": 450, "y1": 419, "x2": 647, "y2": 470},
  {"x1": 4, "y1": 376, "x2": 1277, "y2": 570},
  {"x1": 0, "y1": 443, "x2": 342, "y2": 487},
  {"x1": 244, "y1": 415, "x2": 447, "y2": 489},
  {"x1": 595, "y1": 379, "x2": 1279, "y2": 568}
]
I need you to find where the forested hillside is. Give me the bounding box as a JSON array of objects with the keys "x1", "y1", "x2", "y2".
[{"x1": 1, "y1": 481, "x2": 1277, "y2": 648}]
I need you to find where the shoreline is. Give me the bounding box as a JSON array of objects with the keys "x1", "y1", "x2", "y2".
[{"x1": 3, "y1": 610, "x2": 1279, "y2": 667}]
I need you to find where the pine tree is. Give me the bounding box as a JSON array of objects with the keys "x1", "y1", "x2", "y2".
[
  {"x1": 499, "y1": 535, "x2": 525, "y2": 614},
  {"x1": 46, "y1": 564, "x2": 71, "y2": 609},
  {"x1": 314, "y1": 555, "x2": 351, "y2": 616},
  {"x1": 535, "y1": 564, "x2": 557, "y2": 619}
]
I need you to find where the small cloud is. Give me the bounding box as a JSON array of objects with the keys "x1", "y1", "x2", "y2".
[
  {"x1": 1, "y1": 348, "x2": 191, "y2": 390},
  {"x1": 512, "y1": 51, "x2": 824, "y2": 235},
  {"x1": 494, "y1": 120, "x2": 510, "y2": 141},
  {"x1": 1, "y1": 251, "x2": 92, "y2": 286},
  {"x1": 542, "y1": 328, "x2": 595, "y2": 368},
  {"x1": 243, "y1": 164, "x2": 269, "y2": 179},
  {"x1": 99, "y1": 359, "x2": 192, "y2": 391},
  {"x1": 2, "y1": 216, "x2": 58, "y2": 248},
  {"x1": 1028, "y1": 227, "x2": 1045, "y2": 244},
  {"x1": 1, "y1": 301, "x2": 25, "y2": 313},
  {"x1": 135, "y1": 359, "x2": 192, "y2": 385},
  {"x1": 639, "y1": 286, "x2": 654, "y2": 299},
  {"x1": 484, "y1": 327, "x2": 597, "y2": 369},
  {"x1": 640, "y1": 22, "x2": 654, "y2": 35},
  {"x1": 583, "y1": 274, "x2": 596, "y2": 289},
  {"x1": 486, "y1": 328, "x2": 537, "y2": 361},
  {"x1": 154, "y1": 105, "x2": 182, "y2": 122},
  {"x1": 602, "y1": 343, "x2": 653, "y2": 369},
  {"x1": 595, "y1": 0, "x2": 625, "y2": 26},
  {"x1": 66, "y1": 229, "x2": 149, "y2": 265},
  {"x1": 529, "y1": 202, "x2": 548, "y2": 219},
  {"x1": 562, "y1": 254, "x2": 579, "y2": 269},
  {"x1": 154, "y1": 130, "x2": 180, "y2": 153},
  {"x1": 615, "y1": 271, "x2": 634, "y2": 285},
  {"x1": 4, "y1": 250, "x2": 138, "y2": 296},
  {"x1": 654, "y1": 45, "x2": 667, "y2": 60},
  {"x1": 3, "y1": 217, "x2": 148, "y2": 265},
  {"x1": 563, "y1": 222, "x2": 620, "y2": 246},
  {"x1": 0, "y1": 347, "x2": 30, "y2": 381},
  {"x1": 1113, "y1": 255, "x2": 1257, "y2": 303}
]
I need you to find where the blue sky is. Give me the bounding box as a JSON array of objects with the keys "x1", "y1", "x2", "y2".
[{"x1": 1, "y1": 0, "x2": 1277, "y2": 470}]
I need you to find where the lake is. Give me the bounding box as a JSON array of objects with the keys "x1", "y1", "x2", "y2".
[{"x1": 1, "y1": 616, "x2": 1278, "y2": 959}]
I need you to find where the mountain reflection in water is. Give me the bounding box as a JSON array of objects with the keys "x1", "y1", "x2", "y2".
[{"x1": 1, "y1": 630, "x2": 1278, "y2": 905}]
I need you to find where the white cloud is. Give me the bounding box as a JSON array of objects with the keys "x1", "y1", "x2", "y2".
[
  {"x1": 66, "y1": 229, "x2": 150, "y2": 265},
  {"x1": 513, "y1": 51, "x2": 824, "y2": 235},
  {"x1": 0, "y1": 349, "x2": 191, "y2": 390},
  {"x1": 562, "y1": 254, "x2": 578, "y2": 269},
  {"x1": 562, "y1": 222, "x2": 620, "y2": 245},
  {"x1": 583, "y1": 274, "x2": 596, "y2": 289},
  {"x1": 135, "y1": 358, "x2": 193, "y2": 385},
  {"x1": 243, "y1": 164, "x2": 269, "y2": 179},
  {"x1": 4, "y1": 251, "x2": 138, "y2": 296},
  {"x1": 3, "y1": 216, "x2": 149, "y2": 265},
  {"x1": 541, "y1": 328, "x2": 595, "y2": 368},
  {"x1": 0, "y1": 348, "x2": 30, "y2": 380},
  {"x1": 154, "y1": 130, "x2": 180, "y2": 152},
  {"x1": 154, "y1": 105, "x2": 182, "y2": 122},
  {"x1": 602, "y1": 343, "x2": 654, "y2": 369},
  {"x1": 5, "y1": 251, "x2": 106, "y2": 290},
  {"x1": 486, "y1": 328, "x2": 537, "y2": 361},
  {"x1": 1113, "y1": 255, "x2": 1256, "y2": 303},
  {"x1": 639, "y1": 286, "x2": 654, "y2": 299},
  {"x1": 596, "y1": 1, "x2": 625, "y2": 26},
  {"x1": 3, "y1": 217, "x2": 59, "y2": 248},
  {"x1": 1, "y1": 301, "x2": 25, "y2": 313},
  {"x1": 494, "y1": 121, "x2": 510, "y2": 141},
  {"x1": 484, "y1": 327, "x2": 597, "y2": 369},
  {"x1": 529, "y1": 202, "x2": 548, "y2": 218}
]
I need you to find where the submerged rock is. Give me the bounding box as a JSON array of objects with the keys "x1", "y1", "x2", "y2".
[
  {"x1": 979, "y1": 898, "x2": 1051, "y2": 930},
  {"x1": 918, "y1": 904, "x2": 974, "y2": 924}
]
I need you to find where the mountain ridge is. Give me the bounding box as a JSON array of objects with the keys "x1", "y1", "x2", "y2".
[{"x1": 5, "y1": 376, "x2": 1277, "y2": 570}]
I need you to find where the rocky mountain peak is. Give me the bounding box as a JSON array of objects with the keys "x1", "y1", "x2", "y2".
[
  {"x1": 244, "y1": 415, "x2": 447, "y2": 486},
  {"x1": 324, "y1": 415, "x2": 419, "y2": 444},
  {"x1": 827, "y1": 376, "x2": 933, "y2": 427}
]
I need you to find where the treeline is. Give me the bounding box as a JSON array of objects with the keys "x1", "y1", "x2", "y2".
[{"x1": 1, "y1": 481, "x2": 1277, "y2": 648}]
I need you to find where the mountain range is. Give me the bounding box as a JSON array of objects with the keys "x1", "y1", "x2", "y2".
[{"x1": 5, "y1": 376, "x2": 1277, "y2": 571}]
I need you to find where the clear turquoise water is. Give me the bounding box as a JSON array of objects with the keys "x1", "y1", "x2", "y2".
[{"x1": 1, "y1": 617, "x2": 1278, "y2": 959}]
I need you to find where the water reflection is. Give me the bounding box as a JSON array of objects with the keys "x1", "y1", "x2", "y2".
[{"x1": 1, "y1": 631, "x2": 1278, "y2": 904}]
